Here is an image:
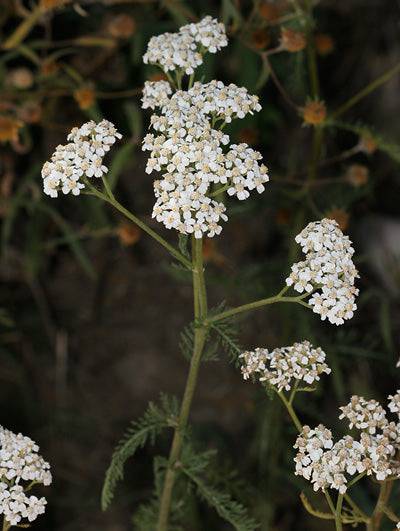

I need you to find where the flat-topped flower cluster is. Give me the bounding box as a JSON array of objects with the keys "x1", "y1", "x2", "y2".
[
  {"x1": 141, "y1": 19, "x2": 269, "y2": 239},
  {"x1": 295, "y1": 392, "x2": 400, "y2": 493},
  {"x1": 42, "y1": 119, "x2": 122, "y2": 198},
  {"x1": 286, "y1": 219, "x2": 359, "y2": 325},
  {"x1": 143, "y1": 16, "x2": 228, "y2": 74},
  {"x1": 240, "y1": 340, "x2": 331, "y2": 391},
  {"x1": 0, "y1": 426, "x2": 52, "y2": 526}
]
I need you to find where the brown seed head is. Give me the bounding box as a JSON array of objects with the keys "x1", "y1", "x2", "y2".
[
  {"x1": 345, "y1": 164, "x2": 369, "y2": 188},
  {"x1": 73, "y1": 87, "x2": 96, "y2": 110},
  {"x1": 315, "y1": 33, "x2": 335, "y2": 56},
  {"x1": 107, "y1": 14, "x2": 136, "y2": 39},
  {"x1": 117, "y1": 223, "x2": 141, "y2": 246},
  {"x1": 0, "y1": 115, "x2": 23, "y2": 143},
  {"x1": 302, "y1": 100, "x2": 327, "y2": 126},
  {"x1": 280, "y1": 27, "x2": 306, "y2": 52},
  {"x1": 359, "y1": 134, "x2": 377, "y2": 154},
  {"x1": 7, "y1": 68, "x2": 34, "y2": 90},
  {"x1": 250, "y1": 29, "x2": 271, "y2": 50},
  {"x1": 258, "y1": 2, "x2": 281, "y2": 22}
]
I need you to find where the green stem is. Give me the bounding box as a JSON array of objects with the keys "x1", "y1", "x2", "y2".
[
  {"x1": 86, "y1": 185, "x2": 191, "y2": 269},
  {"x1": 156, "y1": 237, "x2": 208, "y2": 531},
  {"x1": 2, "y1": 6, "x2": 43, "y2": 50},
  {"x1": 335, "y1": 493, "x2": 343, "y2": 531},
  {"x1": 343, "y1": 493, "x2": 369, "y2": 522},
  {"x1": 332, "y1": 61, "x2": 400, "y2": 119},
  {"x1": 305, "y1": 2, "x2": 319, "y2": 99},
  {"x1": 277, "y1": 391, "x2": 303, "y2": 432},
  {"x1": 347, "y1": 471, "x2": 366, "y2": 489},
  {"x1": 367, "y1": 480, "x2": 393, "y2": 531},
  {"x1": 2, "y1": 518, "x2": 11, "y2": 531},
  {"x1": 206, "y1": 286, "x2": 310, "y2": 324},
  {"x1": 303, "y1": 0, "x2": 323, "y2": 184},
  {"x1": 209, "y1": 183, "x2": 230, "y2": 197}
]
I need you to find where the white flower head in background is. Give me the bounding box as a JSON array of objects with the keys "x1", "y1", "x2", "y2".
[
  {"x1": 240, "y1": 340, "x2": 331, "y2": 391},
  {"x1": 143, "y1": 16, "x2": 227, "y2": 74},
  {"x1": 42, "y1": 119, "x2": 122, "y2": 198},
  {"x1": 286, "y1": 219, "x2": 359, "y2": 325},
  {"x1": 0, "y1": 426, "x2": 52, "y2": 527}
]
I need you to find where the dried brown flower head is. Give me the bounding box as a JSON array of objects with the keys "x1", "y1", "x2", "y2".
[
  {"x1": 302, "y1": 100, "x2": 327, "y2": 126},
  {"x1": 73, "y1": 87, "x2": 96, "y2": 110},
  {"x1": 280, "y1": 27, "x2": 306, "y2": 52},
  {"x1": 315, "y1": 33, "x2": 335, "y2": 56},
  {"x1": 345, "y1": 164, "x2": 369, "y2": 188},
  {"x1": 251, "y1": 29, "x2": 271, "y2": 50},
  {"x1": 117, "y1": 222, "x2": 141, "y2": 246},
  {"x1": 359, "y1": 134, "x2": 377, "y2": 154},
  {"x1": 107, "y1": 14, "x2": 136, "y2": 39},
  {"x1": 258, "y1": 2, "x2": 282, "y2": 22},
  {"x1": 7, "y1": 68, "x2": 34, "y2": 90},
  {"x1": 40, "y1": 59, "x2": 59, "y2": 77},
  {"x1": 0, "y1": 115, "x2": 23, "y2": 143}
]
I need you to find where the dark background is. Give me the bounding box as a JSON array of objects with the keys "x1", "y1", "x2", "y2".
[{"x1": 1, "y1": 0, "x2": 400, "y2": 529}]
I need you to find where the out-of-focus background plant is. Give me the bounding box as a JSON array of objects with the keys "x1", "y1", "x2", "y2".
[{"x1": 1, "y1": 0, "x2": 400, "y2": 529}]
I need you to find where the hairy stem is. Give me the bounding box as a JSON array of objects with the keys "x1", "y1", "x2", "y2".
[
  {"x1": 156, "y1": 237, "x2": 208, "y2": 531},
  {"x1": 367, "y1": 480, "x2": 393, "y2": 531}
]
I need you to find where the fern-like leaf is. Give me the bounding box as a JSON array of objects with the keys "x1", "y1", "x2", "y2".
[
  {"x1": 183, "y1": 469, "x2": 259, "y2": 531},
  {"x1": 101, "y1": 394, "x2": 178, "y2": 510},
  {"x1": 181, "y1": 445, "x2": 258, "y2": 531},
  {"x1": 327, "y1": 119, "x2": 400, "y2": 164},
  {"x1": 208, "y1": 303, "x2": 242, "y2": 364}
]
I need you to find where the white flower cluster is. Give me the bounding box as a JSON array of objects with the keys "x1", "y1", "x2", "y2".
[
  {"x1": 339, "y1": 396, "x2": 387, "y2": 435},
  {"x1": 286, "y1": 219, "x2": 359, "y2": 325},
  {"x1": 143, "y1": 17, "x2": 227, "y2": 74},
  {"x1": 240, "y1": 341, "x2": 331, "y2": 391},
  {"x1": 142, "y1": 81, "x2": 268, "y2": 237},
  {"x1": 0, "y1": 426, "x2": 52, "y2": 527},
  {"x1": 294, "y1": 425, "x2": 364, "y2": 494},
  {"x1": 142, "y1": 80, "x2": 172, "y2": 110},
  {"x1": 187, "y1": 81, "x2": 262, "y2": 123},
  {"x1": 295, "y1": 393, "x2": 400, "y2": 492},
  {"x1": 42, "y1": 119, "x2": 122, "y2": 198}
]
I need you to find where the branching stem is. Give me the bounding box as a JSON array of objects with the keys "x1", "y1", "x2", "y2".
[
  {"x1": 206, "y1": 285, "x2": 310, "y2": 324},
  {"x1": 85, "y1": 184, "x2": 191, "y2": 269},
  {"x1": 156, "y1": 237, "x2": 208, "y2": 531}
]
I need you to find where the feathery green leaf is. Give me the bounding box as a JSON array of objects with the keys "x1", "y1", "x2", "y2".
[{"x1": 101, "y1": 394, "x2": 178, "y2": 510}]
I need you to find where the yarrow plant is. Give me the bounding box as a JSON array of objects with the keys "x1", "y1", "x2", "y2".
[
  {"x1": 240, "y1": 341, "x2": 400, "y2": 530},
  {"x1": 0, "y1": 427, "x2": 52, "y2": 530},
  {"x1": 37, "y1": 12, "x2": 385, "y2": 531}
]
